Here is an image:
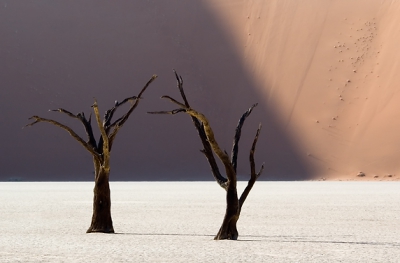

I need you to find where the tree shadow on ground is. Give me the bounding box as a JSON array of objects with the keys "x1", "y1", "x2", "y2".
[
  {"x1": 115, "y1": 233, "x2": 399, "y2": 246},
  {"x1": 240, "y1": 235, "x2": 400, "y2": 246}
]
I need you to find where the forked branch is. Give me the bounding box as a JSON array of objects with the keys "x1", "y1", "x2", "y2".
[
  {"x1": 107, "y1": 75, "x2": 158, "y2": 149},
  {"x1": 239, "y1": 123, "x2": 264, "y2": 208},
  {"x1": 231, "y1": 103, "x2": 258, "y2": 173},
  {"x1": 90, "y1": 75, "x2": 157, "y2": 152},
  {"x1": 50, "y1": 108, "x2": 97, "y2": 149},
  {"x1": 92, "y1": 99, "x2": 110, "y2": 169},
  {"x1": 149, "y1": 71, "x2": 228, "y2": 189},
  {"x1": 184, "y1": 108, "x2": 236, "y2": 184},
  {"x1": 175, "y1": 70, "x2": 228, "y2": 188},
  {"x1": 25, "y1": 116, "x2": 101, "y2": 162}
]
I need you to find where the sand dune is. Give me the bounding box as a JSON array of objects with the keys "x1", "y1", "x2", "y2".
[
  {"x1": 205, "y1": 0, "x2": 400, "y2": 180},
  {"x1": 1, "y1": 1, "x2": 400, "y2": 180}
]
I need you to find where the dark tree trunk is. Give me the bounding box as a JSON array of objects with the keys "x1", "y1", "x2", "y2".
[
  {"x1": 87, "y1": 168, "x2": 114, "y2": 233},
  {"x1": 215, "y1": 185, "x2": 240, "y2": 240},
  {"x1": 149, "y1": 71, "x2": 263, "y2": 240},
  {"x1": 26, "y1": 75, "x2": 157, "y2": 233}
]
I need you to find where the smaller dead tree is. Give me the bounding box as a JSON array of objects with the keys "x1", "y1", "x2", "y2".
[
  {"x1": 149, "y1": 71, "x2": 264, "y2": 240},
  {"x1": 25, "y1": 75, "x2": 157, "y2": 233}
]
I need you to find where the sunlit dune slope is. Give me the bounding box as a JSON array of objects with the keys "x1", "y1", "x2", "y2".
[{"x1": 205, "y1": 0, "x2": 400, "y2": 180}]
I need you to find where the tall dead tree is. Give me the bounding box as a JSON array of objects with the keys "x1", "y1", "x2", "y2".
[
  {"x1": 25, "y1": 75, "x2": 157, "y2": 233},
  {"x1": 149, "y1": 71, "x2": 264, "y2": 240}
]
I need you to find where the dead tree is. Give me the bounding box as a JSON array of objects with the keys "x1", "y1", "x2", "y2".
[
  {"x1": 149, "y1": 71, "x2": 264, "y2": 240},
  {"x1": 25, "y1": 75, "x2": 157, "y2": 233}
]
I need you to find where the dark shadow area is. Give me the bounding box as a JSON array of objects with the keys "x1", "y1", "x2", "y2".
[{"x1": 0, "y1": 0, "x2": 311, "y2": 181}]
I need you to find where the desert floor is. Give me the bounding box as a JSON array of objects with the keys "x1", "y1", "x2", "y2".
[{"x1": 1, "y1": 181, "x2": 399, "y2": 262}]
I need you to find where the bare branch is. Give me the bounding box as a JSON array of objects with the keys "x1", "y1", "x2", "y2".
[
  {"x1": 148, "y1": 109, "x2": 187, "y2": 115},
  {"x1": 49, "y1": 108, "x2": 97, "y2": 149},
  {"x1": 49, "y1": 108, "x2": 76, "y2": 118},
  {"x1": 108, "y1": 99, "x2": 139, "y2": 147},
  {"x1": 257, "y1": 163, "x2": 265, "y2": 178},
  {"x1": 185, "y1": 108, "x2": 236, "y2": 186},
  {"x1": 104, "y1": 74, "x2": 157, "y2": 132},
  {"x1": 77, "y1": 113, "x2": 97, "y2": 150},
  {"x1": 194, "y1": 118, "x2": 228, "y2": 189},
  {"x1": 173, "y1": 69, "x2": 190, "y2": 107},
  {"x1": 138, "y1": 74, "x2": 157, "y2": 98},
  {"x1": 25, "y1": 116, "x2": 101, "y2": 162},
  {"x1": 160, "y1": 95, "x2": 187, "y2": 108},
  {"x1": 92, "y1": 99, "x2": 110, "y2": 169},
  {"x1": 200, "y1": 148, "x2": 228, "y2": 189},
  {"x1": 150, "y1": 70, "x2": 228, "y2": 189},
  {"x1": 103, "y1": 96, "x2": 137, "y2": 130},
  {"x1": 107, "y1": 75, "x2": 157, "y2": 150},
  {"x1": 239, "y1": 123, "x2": 263, "y2": 208},
  {"x1": 250, "y1": 123, "x2": 262, "y2": 177},
  {"x1": 231, "y1": 103, "x2": 258, "y2": 172},
  {"x1": 174, "y1": 70, "x2": 227, "y2": 189},
  {"x1": 107, "y1": 99, "x2": 137, "y2": 130}
]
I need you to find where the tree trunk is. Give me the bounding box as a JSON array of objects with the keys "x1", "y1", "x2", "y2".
[
  {"x1": 27, "y1": 75, "x2": 156, "y2": 234},
  {"x1": 86, "y1": 168, "x2": 114, "y2": 233},
  {"x1": 215, "y1": 186, "x2": 240, "y2": 240},
  {"x1": 149, "y1": 71, "x2": 263, "y2": 240}
]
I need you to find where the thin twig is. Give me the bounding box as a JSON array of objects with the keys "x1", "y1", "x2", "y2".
[{"x1": 231, "y1": 103, "x2": 258, "y2": 173}]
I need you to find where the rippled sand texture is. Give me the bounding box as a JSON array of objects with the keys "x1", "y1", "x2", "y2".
[
  {"x1": 204, "y1": 0, "x2": 400, "y2": 180},
  {"x1": 1, "y1": 182, "x2": 399, "y2": 262}
]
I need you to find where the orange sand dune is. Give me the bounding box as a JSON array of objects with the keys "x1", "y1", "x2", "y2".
[{"x1": 204, "y1": 0, "x2": 400, "y2": 180}]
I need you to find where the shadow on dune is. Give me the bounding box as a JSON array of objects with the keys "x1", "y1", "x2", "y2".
[{"x1": 0, "y1": 0, "x2": 311, "y2": 181}]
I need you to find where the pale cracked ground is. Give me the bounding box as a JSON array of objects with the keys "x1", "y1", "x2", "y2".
[{"x1": 1, "y1": 182, "x2": 399, "y2": 262}]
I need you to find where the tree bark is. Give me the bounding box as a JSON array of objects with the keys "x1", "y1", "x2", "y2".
[
  {"x1": 215, "y1": 186, "x2": 240, "y2": 240},
  {"x1": 26, "y1": 75, "x2": 156, "y2": 234},
  {"x1": 149, "y1": 71, "x2": 263, "y2": 240},
  {"x1": 87, "y1": 167, "x2": 114, "y2": 233}
]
